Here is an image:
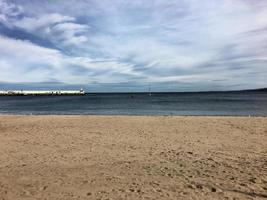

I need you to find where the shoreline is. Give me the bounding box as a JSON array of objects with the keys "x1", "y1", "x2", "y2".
[
  {"x1": 0, "y1": 114, "x2": 266, "y2": 117},
  {"x1": 0, "y1": 116, "x2": 266, "y2": 199}
]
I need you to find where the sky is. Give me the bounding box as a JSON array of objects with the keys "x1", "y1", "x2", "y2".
[{"x1": 0, "y1": 0, "x2": 267, "y2": 92}]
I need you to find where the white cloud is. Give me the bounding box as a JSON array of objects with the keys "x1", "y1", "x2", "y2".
[
  {"x1": 0, "y1": 0, "x2": 23, "y2": 27},
  {"x1": 14, "y1": 13, "x2": 74, "y2": 31},
  {"x1": 0, "y1": 0, "x2": 90, "y2": 48},
  {"x1": 50, "y1": 22, "x2": 89, "y2": 46},
  {"x1": 0, "y1": 35, "x2": 140, "y2": 84},
  {"x1": 0, "y1": 35, "x2": 62, "y2": 82},
  {"x1": 13, "y1": 13, "x2": 90, "y2": 48}
]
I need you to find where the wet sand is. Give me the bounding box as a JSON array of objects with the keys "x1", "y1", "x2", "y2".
[{"x1": 0, "y1": 116, "x2": 266, "y2": 200}]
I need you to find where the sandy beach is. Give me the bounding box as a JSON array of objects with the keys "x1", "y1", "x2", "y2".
[{"x1": 0, "y1": 116, "x2": 266, "y2": 200}]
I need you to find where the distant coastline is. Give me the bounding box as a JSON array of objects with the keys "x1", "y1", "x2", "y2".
[{"x1": 87, "y1": 87, "x2": 267, "y2": 94}]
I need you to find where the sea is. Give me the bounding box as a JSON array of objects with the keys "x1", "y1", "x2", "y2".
[{"x1": 0, "y1": 91, "x2": 267, "y2": 116}]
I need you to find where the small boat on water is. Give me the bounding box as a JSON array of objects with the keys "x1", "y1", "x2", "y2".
[{"x1": 148, "y1": 84, "x2": 152, "y2": 96}]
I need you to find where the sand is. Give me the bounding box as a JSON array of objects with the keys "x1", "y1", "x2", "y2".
[{"x1": 0, "y1": 116, "x2": 266, "y2": 200}]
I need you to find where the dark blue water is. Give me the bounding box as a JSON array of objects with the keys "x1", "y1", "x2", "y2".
[{"x1": 0, "y1": 91, "x2": 267, "y2": 116}]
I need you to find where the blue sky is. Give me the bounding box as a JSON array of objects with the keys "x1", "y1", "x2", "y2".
[{"x1": 0, "y1": 0, "x2": 267, "y2": 92}]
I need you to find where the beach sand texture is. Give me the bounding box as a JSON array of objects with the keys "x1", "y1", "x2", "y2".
[{"x1": 0, "y1": 116, "x2": 266, "y2": 200}]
